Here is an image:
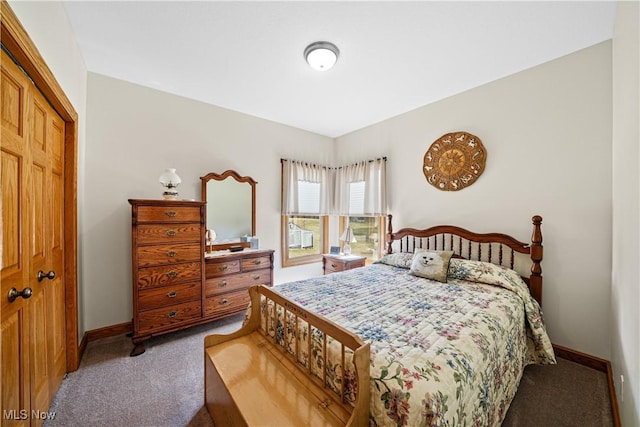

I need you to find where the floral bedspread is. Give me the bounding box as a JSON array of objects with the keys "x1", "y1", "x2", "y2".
[{"x1": 273, "y1": 259, "x2": 555, "y2": 427}]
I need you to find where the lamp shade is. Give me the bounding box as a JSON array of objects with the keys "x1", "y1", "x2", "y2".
[
  {"x1": 340, "y1": 226, "x2": 356, "y2": 256},
  {"x1": 159, "y1": 168, "x2": 181, "y2": 200},
  {"x1": 340, "y1": 227, "x2": 356, "y2": 243}
]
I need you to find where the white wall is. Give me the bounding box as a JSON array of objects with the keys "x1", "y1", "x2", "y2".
[
  {"x1": 83, "y1": 73, "x2": 333, "y2": 330},
  {"x1": 336, "y1": 42, "x2": 613, "y2": 359},
  {"x1": 8, "y1": 1, "x2": 87, "y2": 110},
  {"x1": 612, "y1": 1, "x2": 640, "y2": 424},
  {"x1": 8, "y1": 0, "x2": 88, "y2": 338}
]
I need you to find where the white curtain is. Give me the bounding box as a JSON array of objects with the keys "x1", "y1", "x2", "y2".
[
  {"x1": 282, "y1": 158, "x2": 387, "y2": 216},
  {"x1": 281, "y1": 159, "x2": 332, "y2": 215},
  {"x1": 333, "y1": 158, "x2": 387, "y2": 216}
]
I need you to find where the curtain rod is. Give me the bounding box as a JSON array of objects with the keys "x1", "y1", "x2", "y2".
[{"x1": 280, "y1": 157, "x2": 387, "y2": 169}]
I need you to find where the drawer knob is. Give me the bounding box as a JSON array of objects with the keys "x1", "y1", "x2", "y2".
[
  {"x1": 331, "y1": 263, "x2": 337, "y2": 268},
  {"x1": 219, "y1": 265, "x2": 229, "y2": 272},
  {"x1": 166, "y1": 271, "x2": 178, "y2": 279},
  {"x1": 166, "y1": 250, "x2": 177, "y2": 257},
  {"x1": 219, "y1": 299, "x2": 229, "y2": 305},
  {"x1": 218, "y1": 281, "x2": 228, "y2": 288},
  {"x1": 252, "y1": 259, "x2": 262, "y2": 265},
  {"x1": 165, "y1": 229, "x2": 177, "y2": 236},
  {"x1": 166, "y1": 291, "x2": 178, "y2": 298},
  {"x1": 167, "y1": 310, "x2": 178, "y2": 318},
  {"x1": 165, "y1": 211, "x2": 177, "y2": 217},
  {"x1": 252, "y1": 275, "x2": 261, "y2": 281}
]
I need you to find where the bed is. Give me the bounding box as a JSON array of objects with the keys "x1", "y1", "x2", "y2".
[{"x1": 268, "y1": 215, "x2": 555, "y2": 427}]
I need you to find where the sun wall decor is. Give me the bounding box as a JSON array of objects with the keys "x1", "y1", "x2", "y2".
[{"x1": 423, "y1": 131, "x2": 487, "y2": 191}]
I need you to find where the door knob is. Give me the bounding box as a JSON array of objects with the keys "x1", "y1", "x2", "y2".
[
  {"x1": 8, "y1": 287, "x2": 33, "y2": 303},
  {"x1": 37, "y1": 270, "x2": 56, "y2": 282}
]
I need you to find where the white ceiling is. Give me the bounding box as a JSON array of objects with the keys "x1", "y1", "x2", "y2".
[{"x1": 62, "y1": 1, "x2": 616, "y2": 138}]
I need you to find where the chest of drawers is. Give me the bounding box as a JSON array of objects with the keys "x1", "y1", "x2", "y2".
[
  {"x1": 129, "y1": 199, "x2": 206, "y2": 356},
  {"x1": 204, "y1": 249, "x2": 274, "y2": 318}
]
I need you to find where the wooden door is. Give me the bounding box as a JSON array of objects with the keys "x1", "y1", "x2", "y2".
[{"x1": 1, "y1": 47, "x2": 66, "y2": 426}]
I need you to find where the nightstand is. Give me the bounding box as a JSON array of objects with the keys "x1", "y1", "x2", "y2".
[{"x1": 322, "y1": 254, "x2": 367, "y2": 275}]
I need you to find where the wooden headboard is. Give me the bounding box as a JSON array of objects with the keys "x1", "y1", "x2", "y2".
[{"x1": 385, "y1": 215, "x2": 544, "y2": 305}]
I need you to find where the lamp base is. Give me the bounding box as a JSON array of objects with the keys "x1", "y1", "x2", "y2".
[
  {"x1": 162, "y1": 190, "x2": 179, "y2": 200},
  {"x1": 343, "y1": 244, "x2": 351, "y2": 256}
]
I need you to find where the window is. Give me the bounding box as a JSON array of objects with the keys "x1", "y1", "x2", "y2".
[
  {"x1": 281, "y1": 160, "x2": 330, "y2": 267},
  {"x1": 282, "y1": 215, "x2": 328, "y2": 266},
  {"x1": 348, "y1": 181, "x2": 365, "y2": 214},
  {"x1": 281, "y1": 158, "x2": 386, "y2": 267},
  {"x1": 337, "y1": 159, "x2": 387, "y2": 262},
  {"x1": 340, "y1": 216, "x2": 385, "y2": 263}
]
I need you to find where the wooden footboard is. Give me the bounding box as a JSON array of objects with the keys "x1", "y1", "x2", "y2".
[{"x1": 204, "y1": 285, "x2": 370, "y2": 427}]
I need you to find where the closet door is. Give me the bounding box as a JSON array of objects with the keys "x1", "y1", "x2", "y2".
[{"x1": 1, "y1": 48, "x2": 66, "y2": 426}]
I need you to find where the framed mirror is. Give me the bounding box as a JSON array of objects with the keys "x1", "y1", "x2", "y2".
[{"x1": 201, "y1": 170, "x2": 256, "y2": 250}]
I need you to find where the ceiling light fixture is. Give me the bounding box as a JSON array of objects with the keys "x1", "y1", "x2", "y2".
[{"x1": 304, "y1": 41, "x2": 339, "y2": 71}]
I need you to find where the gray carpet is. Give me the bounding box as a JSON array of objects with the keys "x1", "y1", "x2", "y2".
[
  {"x1": 503, "y1": 357, "x2": 614, "y2": 427},
  {"x1": 45, "y1": 316, "x2": 241, "y2": 427},
  {"x1": 45, "y1": 315, "x2": 613, "y2": 427}
]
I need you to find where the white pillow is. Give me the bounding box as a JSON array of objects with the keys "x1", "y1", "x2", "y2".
[{"x1": 409, "y1": 250, "x2": 454, "y2": 283}]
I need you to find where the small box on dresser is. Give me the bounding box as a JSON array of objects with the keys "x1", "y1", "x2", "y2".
[{"x1": 129, "y1": 199, "x2": 206, "y2": 356}]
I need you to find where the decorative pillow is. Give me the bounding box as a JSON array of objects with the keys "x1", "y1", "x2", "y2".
[
  {"x1": 408, "y1": 250, "x2": 454, "y2": 282},
  {"x1": 374, "y1": 252, "x2": 414, "y2": 269},
  {"x1": 447, "y1": 258, "x2": 525, "y2": 290}
]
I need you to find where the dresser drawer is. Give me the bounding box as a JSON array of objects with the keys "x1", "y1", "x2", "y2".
[
  {"x1": 137, "y1": 262, "x2": 201, "y2": 289},
  {"x1": 137, "y1": 224, "x2": 202, "y2": 244},
  {"x1": 204, "y1": 290, "x2": 250, "y2": 318},
  {"x1": 138, "y1": 281, "x2": 201, "y2": 311},
  {"x1": 136, "y1": 205, "x2": 201, "y2": 223},
  {"x1": 324, "y1": 260, "x2": 346, "y2": 273},
  {"x1": 323, "y1": 255, "x2": 366, "y2": 275},
  {"x1": 137, "y1": 242, "x2": 201, "y2": 266},
  {"x1": 206, "y1": 259, "x2": 241, "y2": 278},
  {"x1": 137, "y1": 300, "x2": 202, "y2": 334},
  {"x1": 241, "y1": 256, "x2": 272, "y2": 272},
  {"x1": 204, "y1": 268, "x2": 272, "y2": 297}
]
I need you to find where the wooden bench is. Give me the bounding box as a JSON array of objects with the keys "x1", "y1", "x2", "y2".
[{"x1": 204, "y1": 285, "x2": 370, "y2": 427}]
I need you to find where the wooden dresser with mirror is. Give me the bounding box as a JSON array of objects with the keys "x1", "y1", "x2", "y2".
[
  {"x1": 128, "y1": 170, "x2": 272, "y2": 356},
  {"x1": 201, "y1": 170, "x2": 273, "y2": 323}
]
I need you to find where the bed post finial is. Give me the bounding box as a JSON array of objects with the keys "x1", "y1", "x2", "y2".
[
  {"x1": 386, "y1": 214, "x2": 393, "y2": 254},
  {"x1": 530, "y1": 215, "x2": 543, "y2": 304}
]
